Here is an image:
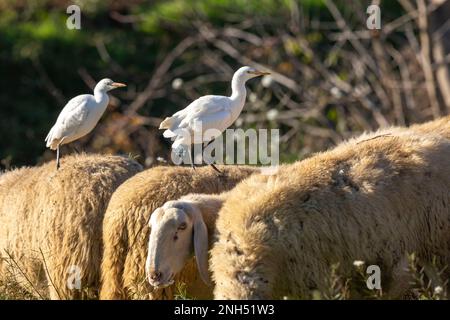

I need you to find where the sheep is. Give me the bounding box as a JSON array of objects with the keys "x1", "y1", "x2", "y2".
[
  {"x1": 145, "y1": 193, "x2": 226, "y2": 289},
  {"x1": 99, "y1": 165, "x2": 259, "y2": 300},
  {"x1": 408, "y1": 114, "x2": 450, "y2": 139},
  {"x1": 341, "y1": 115, "x2": 450, "y2": 146},
  {"x1": 141, "y1": 115, "x2": 450, "y2": 299},
  {"x1": 0, "y1": 153, "x2": 142, "y2": 299},
  {"x1": 209, "y1": 131, "x2": 450, "y2": 299}
]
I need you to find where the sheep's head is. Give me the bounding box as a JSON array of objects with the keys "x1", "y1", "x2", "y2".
[{"x1": 145, "y1": 200, "x2": 210, "y2": 288}]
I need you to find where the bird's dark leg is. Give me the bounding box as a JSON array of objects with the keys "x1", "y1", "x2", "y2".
[
  {"x1": 55, "y1": 137, "x2": 66, "y2": 170},
  {"x1": 190, "y1": 144, "x2": 196, "y2": 170},
  {"x1": 203, "y1": 140, "x2": 225, "y2": 177},
  {"x1": 56, "y1": 145, "x2": 61, "y2": 170}
]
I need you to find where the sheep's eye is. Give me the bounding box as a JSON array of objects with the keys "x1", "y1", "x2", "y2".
[{"x1": 178, "y1": 223, "x2": 187, "y2": 230}]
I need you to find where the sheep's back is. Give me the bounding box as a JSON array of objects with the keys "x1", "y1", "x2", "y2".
[
  {"x1": 100, "y1": 165, "x2": 259, "y2": 300},
  {"x1": 212, "y1": 133, "x2": 450, "y2": 299},
  {"x1": 0, "y1": 154, "x2": 142, "y2": 299}
]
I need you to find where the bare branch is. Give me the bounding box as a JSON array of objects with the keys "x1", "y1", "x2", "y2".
[{"x1": 416, "y1": 0, "x2": 442, "y2": 118}]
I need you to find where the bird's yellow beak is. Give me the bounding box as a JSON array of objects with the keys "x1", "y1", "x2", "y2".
[
  {"x1": 112, "y1": 82, "x2": 127, "y2": 88},
  {"x1": 248, "y1": 70, "x2": 271, "y2": 76}
]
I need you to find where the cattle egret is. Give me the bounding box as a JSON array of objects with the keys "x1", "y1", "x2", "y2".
[
  {"x1": 159, "y1": 66, "x2": 270, "y2": 173},
  {"x1": 45, "y1": 78, "x2": 126, "y2": 169}
]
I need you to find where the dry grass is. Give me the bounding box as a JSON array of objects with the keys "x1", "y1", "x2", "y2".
[
  {"x1": 0, "y1": 281, "x2": 35, "y2": 300},
  {"x1": 0, "y1": 276, "x2": 36, "y2": 300},
  {"x1": 307, "y1": 254, "x2": 448, "y2": 300},
  {"x1": 1, "y1": 252, "x2": 448, "y2": 300},
  {"x1": 0, "y1": 255, "x2": 38, "y2": 300},
  {"x1": 0, "y1": 250, "x2": 100, "y2": 300}
]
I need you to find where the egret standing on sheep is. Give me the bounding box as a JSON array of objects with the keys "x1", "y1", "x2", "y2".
[
  {"x1": 159, "y1": 66, "x2": 270, "y2": 174},
  {"x1": 45, "y1": 78, "x2": 126, "y2": 169}
]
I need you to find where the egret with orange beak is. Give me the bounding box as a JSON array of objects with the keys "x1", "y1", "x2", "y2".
[
  {"x1": 45, "y1": 78, "x2": 126, "y2": 169},
  {"x1": 159, "y1": 66, "x2": 270, "y2": 174}
]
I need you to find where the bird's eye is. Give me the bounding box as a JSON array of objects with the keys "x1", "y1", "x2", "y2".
[
  {"x1": 178, "y1": 223, "x2": 187, "y2": 230},
  {"x1": 174, "y1": 234, "x2": 178, "y2": 241}
]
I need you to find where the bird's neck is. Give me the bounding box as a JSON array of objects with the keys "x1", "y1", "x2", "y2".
[
  {"x1": 94, "y1": 88, "x2": 109, "y2": 105},
  {"x1": 230, "y1": 75, "x2": 247, "y2": 106}
]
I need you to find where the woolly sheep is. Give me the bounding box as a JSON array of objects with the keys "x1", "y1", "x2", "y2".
[
  {"x1": 99, "y1": 165, "x2": 259, "y2": 300},
  {"x1": 145, "y1": 193, "x2": 226, "y2": 289},
  {"x1": 351, "y1": 115, "x2": 450, "y2": 143},
  {"x1": 142, "y1": 115, "x2": 450, "y2": 298},
  {"x1": 0, "y1": 154, "x2": 142, "y2": 299},
  {"x1": 210, "y1": 131, "x2": 450, "y2": 299},
  {"x1": 408, "y1": 115, "x2": 450, "y2": 139}
]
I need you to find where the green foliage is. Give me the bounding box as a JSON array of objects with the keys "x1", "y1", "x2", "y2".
[
  {"x1": 0, "y1": 0, "x2": 324, "y2": 168},
  {"x1": 0, "y1": 0, "x2": 429, "y2": 168},
  {"x1": 174, "y1": 282, "x2": 194, "y2": 300}
]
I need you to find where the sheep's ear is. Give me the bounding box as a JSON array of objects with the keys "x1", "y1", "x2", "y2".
[{"x1": 191, "y1": 209, "x2": 211, "y2": 286}]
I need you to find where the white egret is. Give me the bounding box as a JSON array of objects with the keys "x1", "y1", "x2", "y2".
[
  {"x1": 45, "y1": 78, "x2": 126, "y2": 169},
  {"x1": 159, "y1": 66, "x2": 270, "y2": 173}
]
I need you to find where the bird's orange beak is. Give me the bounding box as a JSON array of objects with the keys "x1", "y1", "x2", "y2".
[
  {"x1": 112, "y1": 82, "x2": 127, "y2": 88},
  {"x1": 248, "y1": 70, "x2": 271, "y2": 76}
]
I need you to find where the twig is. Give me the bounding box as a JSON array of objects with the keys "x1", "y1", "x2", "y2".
[
  {"x1": 372, "y1": 36, "x2": 405, "y2": 125},
  {"x1": 324, "y1": 0, "x2": 392, "y2": 113},
  {"x1": 3, "y1": 249, "x2": 46, "y2": 300},
  {"x1": 39, "y1": 247, "x2": 63, "y2": 300},
  {"x1": 32, "y1": 59, "x2": 65, "y2": 105},
  {"x1": 126, "y1": 36, "x2": 201, "y2": 115},
  {"x1": 387, "y1": 45, "x2": 417, "y2": 111},
  {"x1": 196, "y1": 23, "x2": 302, "y2": 92},
  {"x1": 77, "y1": 68, "x2": 96, "y2": 89},
  {"x1": 94, "y1": 38, "x2": 125, "y2": 74},
  {"x1": 416, "y1": 0, "x2": 441, "y2": 118},
  {"x1": 356, "y1": 133, "x2": 394, "y2": 145},
  {"x1": 109, "y1": 11, "x2": 143, "y2": 24}
]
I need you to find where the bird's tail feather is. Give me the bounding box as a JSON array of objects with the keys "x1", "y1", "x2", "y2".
[
  {"x1": 45, "y1": 127, "x2": 53, "y2": 143},
  {"x1": 163, "y1": 129, "x2": 177, "y2": 138},
  {"x1": 159, "y1": 117, "x2": 174, "y2": 129},
  {"x1": 47, "y1": 141, "x2": 59, "y2": 150},
  {"x1": 172, "y1": 137, "x2": 186, "y2": 150},
  {"x1": 45, "y1": 127, "x2": 59, "y2": 150}
]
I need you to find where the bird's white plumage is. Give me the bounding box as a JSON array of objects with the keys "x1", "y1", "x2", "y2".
[
  {"x1": 45, "y1": 78, "x2": 124, "y2": 151},
  {"x1": 45, "y1": 95, "x2": 93, "y2": 149},
  {"x1": 160, "y1": 66, "x2": 268, "y2": 150},
  {"x1": 164, "y1": 95, "x2": 233, "y2": 140}
]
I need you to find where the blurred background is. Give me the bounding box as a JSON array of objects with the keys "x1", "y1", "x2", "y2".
[{"x1": 0, "y1": 0, "x2": 449, "y2": 170}]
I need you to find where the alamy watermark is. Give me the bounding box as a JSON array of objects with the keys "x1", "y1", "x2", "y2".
[
  {"x1": 67, "y1": 265, "x2": 82, "y2": 290},
  {"x1": 169, "y1": 123, "x2": 280, "y2": 174},
  {"x1": 366, "y1": 4, "x2": 381, "y2": 30},
  {"x1": 66, "y1": 5, "x2": 81, "y2": 30},
  {"x1": 354, "y1": 261, "x2": 382, "y2": 290},
  {"x1": 366, "y1": 265, "x2": 381, "y2": 290}
]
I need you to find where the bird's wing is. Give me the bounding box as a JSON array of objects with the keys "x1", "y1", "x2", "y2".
[
  {"x1": 161, "y1": 95, "x2": 231, "y2": 138},
  {"x1": 179, "y1": 95, "x2": 232, "y2": 131},
  {"x1": 56, "y1": 95, "x2": 91, "y2": 122},
  {"x1": 168, "y1": 108, "x2": 231, "y2": 148},
  {"x1": 191, "y1": 109, "x2": 232, "y2": 137},
  {"x1": 164, "y1": 96, "x2": 231, "y2": 145},
  {"x1": 160, "y1": 108, "x2": 187, "y2": 137},
  {"x1": 186, "y1": 95, "x2": 230, "y2": 117},
  {"x1": 46, "y1": 95, "x2": 91, "y2": 146}
]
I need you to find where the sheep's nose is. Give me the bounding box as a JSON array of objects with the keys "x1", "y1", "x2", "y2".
[{"x1": 149, "y1": 270, "x2": 162, "y2": 282}]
